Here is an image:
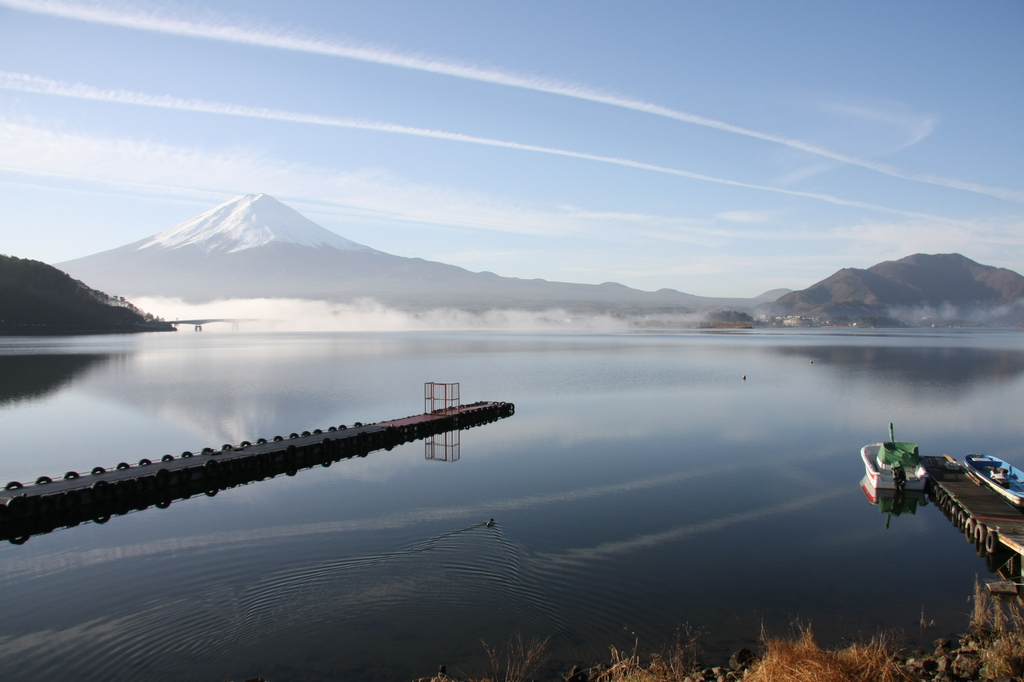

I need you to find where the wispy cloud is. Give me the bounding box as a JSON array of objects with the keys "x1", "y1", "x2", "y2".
[
  {"x1": 2, "y1": 0, "x2": 1020, "y2": 203},
  {"x1": 0, "y1": 118, "x2": 563, "y2": 237},
  {"x1": 715, "y1": 209, "x2": 777, "y2": 224},
  {"x1": 0, "y1": 71, "x2": 971, "y2": 222},
  {"x1": 0, "y1": 117, "x2": 736, "y2": 244},
  {"x1": 773, "y1": 161, "x2": 840, "y2": 187},
  {"x1": 3, "y1": 112, "x2": 1012, "y2": 280},
  {"x1": 831, "y1": 218, "x2": 1024, "y2": 267},
  {"x1": 818, "y1": 99, "x2": 938, "y2": 152}
]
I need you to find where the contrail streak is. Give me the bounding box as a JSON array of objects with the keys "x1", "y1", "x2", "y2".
[
  {"x1": 535, "y1": 487, "x2": 844, "y2": 565},
  {"x1": 3, "y1": 0, "x2": 1021, "y2": 203},
  {"x1": 0, "y1": 71, "x2": 963, "y2": 223}
]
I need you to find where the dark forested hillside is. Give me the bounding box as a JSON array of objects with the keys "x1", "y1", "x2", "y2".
[{"x1": 0, "y1": 255, "x2": 175, "y2": 335}]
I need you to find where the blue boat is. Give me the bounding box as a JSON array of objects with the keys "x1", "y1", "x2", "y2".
[{"x1": 964, "y1": 454, "x2": 1024, "y2": 507}]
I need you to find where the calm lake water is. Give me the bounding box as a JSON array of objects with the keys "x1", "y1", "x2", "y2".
[{"x1": 2, "y1": 328, "x2": 1024, "y2": 681}]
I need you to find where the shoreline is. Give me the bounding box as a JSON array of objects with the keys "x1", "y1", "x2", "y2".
[{"x1": 409, "y1": 584, "x2": 1024, "y2": 682}]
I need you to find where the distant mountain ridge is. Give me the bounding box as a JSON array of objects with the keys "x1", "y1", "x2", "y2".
[
  {"x1": 771, "y1": 253, "x2": 1024, "y2": 322},
  {"x1": 0, "y1": 254, "x2": 174, "y2": 335},
  {"x1": 47, "y1": 195, "x2": 1024, "y2": 326},
  {"x1": 58, "y1": 194, "x2": 777, "y2": 314}
]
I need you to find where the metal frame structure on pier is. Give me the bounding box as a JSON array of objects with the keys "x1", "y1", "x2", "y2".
[{"x1": 425, "y1": 382, "x2": 460, "y2": 414}]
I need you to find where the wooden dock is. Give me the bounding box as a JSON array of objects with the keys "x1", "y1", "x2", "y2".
[
  {"x1": 922, "y1": 455, "x2": 1024, "y2": 591},
  {"x1": 0, "y1": 400, "x2": 514, "y2": 545}
]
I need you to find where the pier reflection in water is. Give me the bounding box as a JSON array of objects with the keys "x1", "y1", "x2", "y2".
[
  {"x1": 0, "y1": 400, "x2": 509, "y2": 546},
  {"x1": 426, "y1": 430, "x2": 460, "y2": 462}
]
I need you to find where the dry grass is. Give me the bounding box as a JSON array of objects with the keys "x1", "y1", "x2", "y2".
[
  {"x1": 589, "y1": 627, "x2": 703, "y2": 682},
  {"x1": 416, "y1": 635, "x2": 548, "y2": 682},
  {"x1": 969, "y1": 577, "x2": 997, "y2": 635},
  {"x1": 420, "y1": 583, "x2": 1024, "y2": 682},
  {"x1": 480, "y1": 634, "x2": 549, "y2": 682},
  {"x1": 743, "y1": 625, "x2": 910, "y2": 682},
  {"x1": 968, "y1": 578, "x2": 1024, "y2": 678}
]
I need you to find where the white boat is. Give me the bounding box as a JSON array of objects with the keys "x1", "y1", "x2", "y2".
[
  {"x1": 860, "y1": 424, "x2": 929, "y2": 491},
  {"x1": 964, "y1": 454, "x2": 1024, "y2": 507}
]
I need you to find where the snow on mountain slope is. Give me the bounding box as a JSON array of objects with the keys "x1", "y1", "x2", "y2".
[{"x1": 139, "y1": 194, "x2": 375, "y2": 253}]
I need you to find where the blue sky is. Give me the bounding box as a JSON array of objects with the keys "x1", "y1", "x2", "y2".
[{"x1": 1, "y1": 1, "x2": 1021, "y2": 297}]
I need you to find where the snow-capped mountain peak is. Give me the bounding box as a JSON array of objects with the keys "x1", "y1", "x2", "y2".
[{"x1": 138, "y1": 194, "x2": 374, "y2": 254}]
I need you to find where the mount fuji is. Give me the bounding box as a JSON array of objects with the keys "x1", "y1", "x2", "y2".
[
  {"x1": 57, "y1": 194, "x2": 774, "y2": 313},
  {"x1": 137, "y1": 193, "x2": 374, "y2": 255}
]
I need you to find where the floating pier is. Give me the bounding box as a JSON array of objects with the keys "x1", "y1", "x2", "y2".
[
  {"x1": 923, "y1": 455, "x2": 1024, "y2": 590},
  {"x1": 0, "y1": 397, "x2": 514, "y2": 545}
]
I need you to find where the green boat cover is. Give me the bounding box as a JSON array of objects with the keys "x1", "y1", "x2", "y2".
[{"x1": 879, "y1": 441, "x2": 920, "y2": 467}]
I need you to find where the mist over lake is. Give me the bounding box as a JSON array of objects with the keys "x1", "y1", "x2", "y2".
[{"x1": 1, "y1": 328, "x2": 1023, "y2": 681}]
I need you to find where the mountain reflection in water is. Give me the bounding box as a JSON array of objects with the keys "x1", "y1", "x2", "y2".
[
  {"x1": 776, "y1": 344, "x2": 1024, "y2": 388},
  {"x1": 0, "y1": 353, "x2": 115, "y2": 406}
]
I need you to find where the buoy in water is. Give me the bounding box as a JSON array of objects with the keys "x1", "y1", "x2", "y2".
[
  {"x1": 742, "y1": 375, "x2": 746, "y2": 380},
  {"x1": 810, "y1": 360, "x2": 814, "y2": 364}
]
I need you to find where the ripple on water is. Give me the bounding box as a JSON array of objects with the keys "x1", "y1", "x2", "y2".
[{"x1": 0, "y1": 522, "x2": 562, "y2": 681}]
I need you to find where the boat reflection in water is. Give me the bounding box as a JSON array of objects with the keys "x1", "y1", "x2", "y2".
[
  {"x1": 860, "y1": 475, "x2": 929, "y2": 528},
  {"x1": 861, "y1": 472, "x2": 1024, "y2": 589}
]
